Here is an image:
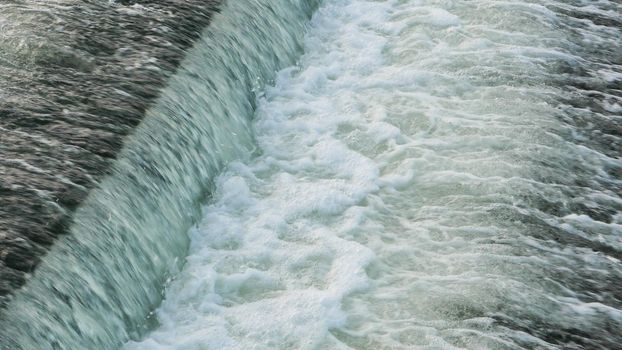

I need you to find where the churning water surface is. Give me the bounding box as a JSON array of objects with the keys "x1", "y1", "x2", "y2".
[{"x1": 124, "y1": 0, "x2": 622, "y2": 349}]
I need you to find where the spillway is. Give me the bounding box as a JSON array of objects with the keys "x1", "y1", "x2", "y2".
[
  {"x1": 0, "y1": 0, "x2": 318, "y2": 348},
  {"x1": 1, "y1": 0, "x2": 621, "y2": 349}
]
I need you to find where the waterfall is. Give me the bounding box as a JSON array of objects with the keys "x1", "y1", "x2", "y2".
[{"x1": 0, "y1": 0, "x2": 319, "y2": 349}]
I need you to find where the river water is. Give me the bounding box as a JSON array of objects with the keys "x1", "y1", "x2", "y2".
[{"x1": 124, "y1": 0, "x2": 622, "y2": 349}]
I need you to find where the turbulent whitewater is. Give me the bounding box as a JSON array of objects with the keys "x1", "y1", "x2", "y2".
[
  {"x1": 126, "y1": 0, "x2": 622, "y2": 349},
  {"x1": 0, "y1": 0, "x2": 317, "y2": 348},
  {"x1": 1, "y1": 0, "x2": 621, "y2": 349}
]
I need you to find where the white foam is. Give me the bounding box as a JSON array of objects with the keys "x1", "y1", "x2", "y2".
[{"x1": 127, "y1": 0, "x2": 622, "y2": 348}]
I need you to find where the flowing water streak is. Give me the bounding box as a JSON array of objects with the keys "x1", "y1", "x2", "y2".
[
  {"x1": 128, "y1": 0, "x2": 622, "y2": 349},
  {"x1": 0, "y1": 0, "x2": 219, "y2": 305},
  {"x1": 0, "y1": 0, "x2": 318, "y2": 349}
]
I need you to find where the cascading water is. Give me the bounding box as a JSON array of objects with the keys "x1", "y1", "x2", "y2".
[
  {"x1": 1, "y1": 0, "x2": 620, "y2": 349},
  {"x1": 0, "y1": 0, "x2": 318, "y2": 349},
  {"x1": 124, "y1": 0, "x2": 622, "y2": 349}
]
